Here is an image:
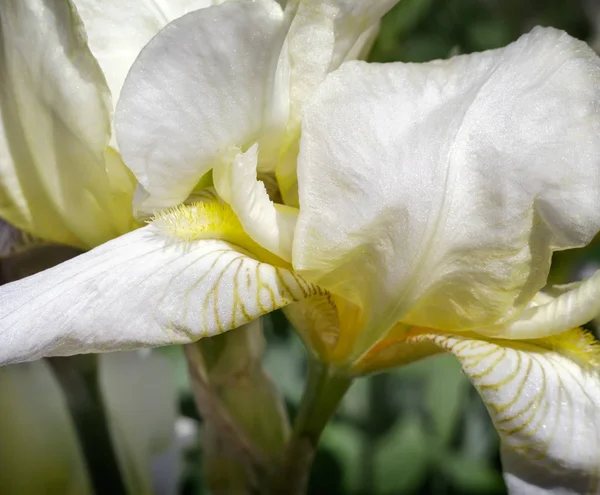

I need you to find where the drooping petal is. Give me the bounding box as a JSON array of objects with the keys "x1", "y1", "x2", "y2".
[
  {"x1": 0, "y1": 0, "x2": 133, "y2": 249},
  {"x1": 213, "y1": 144, "x2": 297, "y2": 262},
  {"x1": 99, "y1": 350, "x2": 179, "y2": 494},
  {"x1": 295, "y1": 27, "x2": 600, "y2": 359},
  {"x1": 0, "y1": 360, "x2": 92, "y2": 494},
  {"x1": 115, "y1": 0, "x2": 286, "y2": 212},
  {"x1": 284, "y1": 295, "x2": 342, "y2": 361},
  {"x1": 0, "y1": 222, "x2": 318, "y2": 365},
  {"x1": 356, "y1": 328, "x2": 600, "y2": 492},
  {"x1": 405, "y1": 330, "x2": 600, "y2": 494},
  {"x1": 480, "y1": 269, "x2": 600, "y2": 340}
]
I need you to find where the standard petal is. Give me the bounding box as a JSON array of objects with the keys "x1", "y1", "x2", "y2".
[
  {"x1": 115, "y1": 0, "x2": 286, "y2": 212},
  {"x1": 213, "y1": 144, "x2": 297, "y2": 261},
  {"x1": 275, "y1": 0, "x2": 396, "y2": 205},
  {"x1": 0, "y1": 225, "x2": 318, "y2": 365},
  {"x1": 295, "y1": 27, "x2": 600, "y2": 358},
  {"x1": 405, "y1": 330, "x2": 600, "y2": 494},
  {"x1": 73, "y1": 0, "x2": 220, "y2": 135},
  {"x1": 0, "y1": 360, "x2": 92, "y2": 494},
  {"x1": 0, "y1": 0, "x2": 133, "y2": 249}
]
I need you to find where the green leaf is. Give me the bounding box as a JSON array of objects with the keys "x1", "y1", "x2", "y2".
[
  {"x1": 370, "y1": 0, "x2": 435, "y2": 62},
  {"x1": 441, "y1": 455, "x2": 506, "y2": 494},
  {"x1": 337, "y1": 375, "x2": 369, "y2": 425},
  {"x1": 320, "y1": 422, "x2": 366, "y2": 493},
  {"x1": 466, "y1": 20, "x2": 513, "y2": 51},
  {"x1": 263, "y1": 336, "x2": 306, "y2": 405},
  {"x1": 373, "y1": 414, "x2": 430, "y2": 494},
  {"x1": 460, "y1": 390, "x2": 500, "y2": 460},
  {"x1": 157, "y1": 345, "x2": 191, "y2": 397},
  {"x1": 423, "y1": 354, "x2": 469, "y2": 446}
]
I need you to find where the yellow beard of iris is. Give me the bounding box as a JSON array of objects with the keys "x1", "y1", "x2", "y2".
[{"x1": 151, "y1": 199, "x2": 287, "y2": 267}]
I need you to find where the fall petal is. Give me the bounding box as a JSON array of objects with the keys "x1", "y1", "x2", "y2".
[
  {"x1": 408, "y1": 330, "x2": 600, "y2": 494},
  {"x1": 0, "y1": 225, "x2": 317, "y2": 365}
]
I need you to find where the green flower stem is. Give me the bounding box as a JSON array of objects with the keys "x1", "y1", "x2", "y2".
[
  {"x1": 48, "y1": 355, "x2": 127, "y2": 495},
  {"x1": 270, "y1": 358, "x2": 354, "y2": 495}
]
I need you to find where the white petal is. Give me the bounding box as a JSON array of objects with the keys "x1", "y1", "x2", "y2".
[
  {"x1": 73, "y1": 0, "x2": 219, "y2": 132},
  {"x1": 0, "y1": 226, "x2": 317, "y2": 365},
  {"x1": 213, "y1": 144, "x2": 297, "y2": 261},
  {"x1": 481, "y1": 269, "x2": 600, "y2": 340},
  {"x1": 115, "y1": 0, "x2": 286, "y2": 212},
  {"x1": 0, "y1": 0, "x2": 132, "y2": 249},
  {"x1": 313, "y1": 0, "x2": 396, "y2": 66},
  {"x1": 99, "y1": 351, "x2": 179, "y2": 494},
  {"x1": 408, "y1": 330, "x2": 600, "y2": 494},
  {"x1": 275, "y1": 0, "x2": 393, "y2": 205},
  {"x1": 0, "y1": 360, "x2": 92, "y2": 493},
  {"x1": 295, "y1": 27, "x2": 600, "y2": 358},
  {"x1": 342, "y1": 22, "x2": 381, "y2": 63}
]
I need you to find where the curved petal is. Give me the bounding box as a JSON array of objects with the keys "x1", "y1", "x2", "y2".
[
  {"x1": 320, "y1": 0, "x2": 395, "y2": 65},
  {"x1": 481, "y1": 269, "x2": 600, "y2": 340},
  {"x1": 0, "y1": 360, "x2": 92, "y2": 494},
  {"x1": 405, "y1": 330, "x2": 600, "y2": 494},
  {"x1": 0, "y1": 222, "x2": 319, "y2": 365},
  {"x1": 275, "y1": 0, "x2": 395, "y2": 205},
  {"x1": 295, "y1": 27, "x2": 600, "y2": 358},
  {"x1": 0, "y1": 0, "x2": 132, "y2": 249},
  {"x1": 213, "y1": 144, "x2": 297, "y2": 262},
  {"x1": 284, "y1": 293, "x2": 345, "y2": 363},
  {"x1": 115, "y1": 0, "x2": 286, "y2": 212},
  {"x1": 100, "y1": 350, "x2": 179, "y2": 494},
  {"x1": 73, "y1": 0, "x2": 220, "y2": 131}
]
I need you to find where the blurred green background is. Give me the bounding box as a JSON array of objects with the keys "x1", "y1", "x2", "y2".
[{"x1": 2, "y1": 0, "x2": 600, "y2": 494}]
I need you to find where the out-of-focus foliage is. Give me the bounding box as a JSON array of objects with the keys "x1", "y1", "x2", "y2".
[{"x1": 370, "y1": 0, "x2": 590, "y2": 64}]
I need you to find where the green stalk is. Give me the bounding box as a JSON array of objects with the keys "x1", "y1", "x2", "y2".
[
  {"x1": 48, "y1": 355, "x2": 127, "y2": 495},
  {"x1": 269, "y1": 358, "x2": 353, "y2": 495}
]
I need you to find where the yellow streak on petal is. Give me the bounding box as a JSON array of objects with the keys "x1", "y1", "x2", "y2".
[
  {"x1": 152, "y1": 200, "x2": 245, "y2": 242},
  {"x1": 151, "y1": 199, "x2": 288, "y2": 268},
  {"x1": 531, "y1": 328, "x2": 600, "y2": 368}
]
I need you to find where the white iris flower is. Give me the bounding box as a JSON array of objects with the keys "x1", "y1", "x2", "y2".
[{"x1": 1, "y1": 1, "x2": 600, "y2": 493}]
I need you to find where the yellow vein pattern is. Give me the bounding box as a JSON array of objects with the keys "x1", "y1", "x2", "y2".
[
  {"x1": 0, "y1": 226, "x2": 320, "y2": 365},
  {"x1": 409, "y1": 331, "x2": 600, "y2": 494},
  {"x1": 284, "y1": 293, "x2": 340, "y2": 360}
]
